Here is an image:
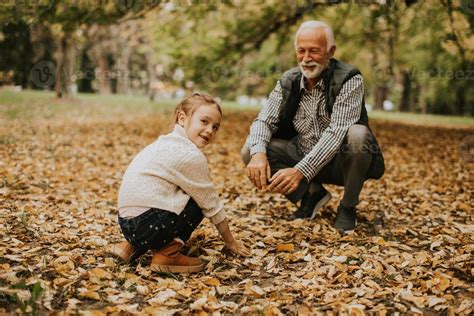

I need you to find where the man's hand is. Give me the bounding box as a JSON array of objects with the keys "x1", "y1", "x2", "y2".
[
  {"x1": 269, "y1": 168, "x2": 304, "y2": 195},
  {"x1": 245, "y1": 152, "x2": 271, "y2": 190}
]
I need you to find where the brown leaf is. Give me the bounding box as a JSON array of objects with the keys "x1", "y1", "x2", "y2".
[
  {"x1": 79, "y1": 289, "x2": 101, "y2": 301},
  {"x1": 276, "y1": 244, "x2": 294, "y2": 252}
]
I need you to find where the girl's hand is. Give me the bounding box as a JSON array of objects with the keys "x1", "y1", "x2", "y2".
[
  {"x1": 225, "y1": 240, "x2": 251, "y2": 257},
  {"x1": 215, "y1": 219, "x2": 250, "y2": 256}
]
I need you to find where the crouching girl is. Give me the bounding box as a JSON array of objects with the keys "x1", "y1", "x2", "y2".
[{"x1": 107, "y1": 93, "x2": 249, "y2": 273}]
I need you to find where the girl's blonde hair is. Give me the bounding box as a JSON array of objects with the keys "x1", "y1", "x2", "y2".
[{"x1": 173, "y1": 92, "x2": 222, "y2": 124}]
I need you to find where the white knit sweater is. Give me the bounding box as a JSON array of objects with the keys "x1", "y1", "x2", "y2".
[{"x1": 117, "y1": 124, "x2": 226, "y2": 225}]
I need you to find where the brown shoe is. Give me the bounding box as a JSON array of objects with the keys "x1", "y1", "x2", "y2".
[
  {"x1": 106, "y1": 241, "x2": 136, "y2": 262},
  {"x1": 150, "y1": 240, "x2": 204, "y2": 273}
]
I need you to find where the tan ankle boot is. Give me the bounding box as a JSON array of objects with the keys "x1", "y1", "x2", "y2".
[
  {"x1": 106, "y1": 241, "x2": 136, "y2": 262},
  {"x1": 150, "y1": 240, "x2": 204, "y2": 273}
]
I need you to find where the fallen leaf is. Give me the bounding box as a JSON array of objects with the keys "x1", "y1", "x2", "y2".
[
  {"x1": 276, "y1": 244, "x2": 294, "y2": 252},
  {"x1": 148, "y1": 289, "x2": 176, "y2": 305},
  {"x1": 204, "y1": 277, "x2": 220, "y2": 286},
  {"x1": 89, "y1": 267, "x2": 113, "y2": 280},
  {"x1": 427, "y1": 296, "x2": 446, "y2": 307},
  {"x1": 79, "y1": 289, "x2": 101, "y2": 301}
]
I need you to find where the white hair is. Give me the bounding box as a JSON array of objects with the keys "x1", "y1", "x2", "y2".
[{"x1": 294, "y1": 21, "x2": 335, "y2": 51}]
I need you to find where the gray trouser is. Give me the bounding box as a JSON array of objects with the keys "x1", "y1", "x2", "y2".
[{"x1": 241, "y1": 125, "x2": 373, "y2": 207}]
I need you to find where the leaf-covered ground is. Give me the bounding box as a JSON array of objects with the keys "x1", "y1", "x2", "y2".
[{"x1": 0, "y1": 103, "x2": 473, "y2": 314}]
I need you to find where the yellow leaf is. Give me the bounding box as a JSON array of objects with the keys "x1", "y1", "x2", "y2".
[
  {"x1": 264, "y1": 305, "x2": 282, "y2": 316},
  {"x1": 244, "y1": 283, "x2": 265, "y2": 297},
  {"x1": 436, "y1": 276, "x2": 450, "y2": 292},
  {"x1": 178, "y1": 288, "x2": 192, "y2": 298},
  {"x1": 89, "y1": 268, "x2": 112, "y2": 280},
  {"x1": 204, "y1": 277, "x2": 220, "y2": 286},
  {"x1": 53, "y1": 277, "x2": 69, "y2": 287},
  {"x1": 276, "y1": 244, "x2": 294, "y2": 252},
  {"x1": 297, "y1": 306, "x2": 313, "y2": 316},
  {"x1": 104, "y1": 258, "x2": 115, "y2": 267},
  {"x1": 365, "y1": 279, "x2": 382, "y2": 291},
  {"x1": 55, "y1": 261, "x2": 75, "y2": 275},
  {"x1": 79, "y1": 290, "x2": 101, "y2": 301},
  {"x1": 347, "y1": 304, "x2": 366, "y2": 316},
  {"x1": 372, "y1": 236, "x2": 385, "y2": 245}
]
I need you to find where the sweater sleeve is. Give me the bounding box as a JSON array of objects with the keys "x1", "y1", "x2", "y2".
[{"x1": 163, "y1": 149, "x2": 226, "y2": 225}]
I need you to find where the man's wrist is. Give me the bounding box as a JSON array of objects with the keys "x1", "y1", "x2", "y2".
[
  {"x1": 251, "y1": 152, "x2": 267, "y2": 159},
  {"x1": 250, "y1": 144, "x2": 267, "y2": 156},
  {"x1": 294, "y1": 165, "x2": 311, "y2": 182},
  {"x1": 294, "y1": 168, "x2": 305, "y2": 181}
]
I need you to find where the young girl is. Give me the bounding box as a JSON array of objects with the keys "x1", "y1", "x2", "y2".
[{"x1": 107, "y1": 93, "x2": 250, "y2": 273}]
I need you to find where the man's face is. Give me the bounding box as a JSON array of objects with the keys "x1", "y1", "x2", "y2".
[{"x1": 296, "y1": 28, "x2": 333, "y2": 79}]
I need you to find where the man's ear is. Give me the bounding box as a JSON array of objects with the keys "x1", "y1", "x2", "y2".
[
  {"x1": 328, "y1": 45, "x2": 336, "y2": 58},
  {"x1": 177, "y1": 111, "x2": 187, "y2": 126}
]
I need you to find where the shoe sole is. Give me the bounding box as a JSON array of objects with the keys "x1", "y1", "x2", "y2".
[
  {"x1": 337, "y1": 219, "x2": 358, "y2": 234},
  {"x1": 310, "y1": 192, "x2": 332, "y2": 220},
  {"x1": 150, "y1": 263, "x2": 204, "y2": 273}
]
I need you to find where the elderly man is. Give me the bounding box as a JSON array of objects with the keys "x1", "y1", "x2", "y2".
[{"x1": 241, "y1": 21, "x2": 384, "y2": 232}]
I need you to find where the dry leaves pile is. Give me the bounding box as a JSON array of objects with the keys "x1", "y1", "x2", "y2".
[{"x1": 0, "y1": 107, "x2": 472, "y2": 314}]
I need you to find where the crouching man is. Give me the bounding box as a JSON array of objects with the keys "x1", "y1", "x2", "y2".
[{"x1": 241, "y1": 21, "x2": 385, "y2": 232}]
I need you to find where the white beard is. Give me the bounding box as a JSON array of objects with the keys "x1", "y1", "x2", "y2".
[{"x1": 299, "y1": 61, "x2": 325, "y2": 79}]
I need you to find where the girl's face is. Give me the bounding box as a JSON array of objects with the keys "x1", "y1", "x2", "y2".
[{"x1": 178, "y1": 104, "x2": 222, "y2": 148}]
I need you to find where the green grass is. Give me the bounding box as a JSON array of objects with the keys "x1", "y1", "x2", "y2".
[
  {"x1": 1, "y1": 89, "x2": 473, "y2": 128},
  {"x1": 0, "y1": 89, "x2": 260, "y2": 120},
  {"x1": 0, "y1": 89, "x2": 175, "y2": 120},
  {"x1": 368, "y1": 110, "x2": 474, "y2": 128}
]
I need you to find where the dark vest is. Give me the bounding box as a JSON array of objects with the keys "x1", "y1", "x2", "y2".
[
  {"x1": 274, "y1": 58, "x2": 368, "y2": 139},
  {"x1": 273, "y1": 58, "x2": 384, "y2": 179}
]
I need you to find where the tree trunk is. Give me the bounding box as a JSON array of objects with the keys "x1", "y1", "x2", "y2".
[
  {"x1": 116, "y1": 47, "x2": 131, "y2": 95},
  {"x1": 454, "y1": 85, "x2": 465, "y2": 115},
  {"x1": 96, "y1": 53, "x2": 111, "y2": 95},
  {"x1": 146, "y1": 51, "x2": 157, "y2": 101},
  {"x1": 374, "y1": 86, "x2": 388, "y2": 110},
  {"x1": 53, "y1": 34, "x2": 77, "y2": 97},
  {"x1": 399, "y1": 71, "x2": 411, "y2": 112},
  {"x1": 66, "y1": 38, "x2": 77, "y2": 95},
  {"x1": 373, "y1": 3, "x2": 399, "y2": 111},
  {"x1": 54, "y1": 35, "x2": 67, "y2": 98},
  {"x1": 412, "y1": 80, "x2": 422, "y2": 113},
  {"x1": 77, "y1": 48, "x2": 94, "y2": 93}
]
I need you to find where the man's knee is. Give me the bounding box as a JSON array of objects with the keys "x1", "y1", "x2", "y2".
[
  {"x1": 267, "y1": 139, "x2": 289, "y2": 157},
  {"x1": 241, "y1": 140, "x2": 285, "y2": 165},
  {"x1": 241, "y1": 138, "x2": 298, "y2": 165},
  {"x1": 241, "y1": 143, "x2": 251, "y2": 165},
  {"x1": 346, "y1": 124, "x2": 371, "y2": 154}
]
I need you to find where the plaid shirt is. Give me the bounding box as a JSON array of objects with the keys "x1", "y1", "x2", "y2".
[{"x1": 248, "y1": 74, "x2": 364, "y2": 181}]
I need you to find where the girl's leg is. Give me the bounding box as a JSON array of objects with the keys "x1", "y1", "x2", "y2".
[
  {"x1": 172, "y1": 198, "x2": 204, "y2": 243},
  {"x1": 110, "y1": 200, "x2": 205, "y2": 272},
  {"x1": 117, "y1": 200, "x2": 204, "y2": 252},
  {"x1": 106, "y1": 214, "x2": 149, "y2": 262},
  {"x1": 107, "y1": 210, "x2": 162, "y2": 263},
  {"x1": 150, "y1": 199, "x2": 205, "y2": 273},
  {"x1": 106, "y1": 240, "x2": 144, "y2": 262}
]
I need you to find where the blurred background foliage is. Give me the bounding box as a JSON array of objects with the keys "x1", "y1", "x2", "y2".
[{"x1": 0, "y1": 0, "x2": 472, "y2": 115}]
